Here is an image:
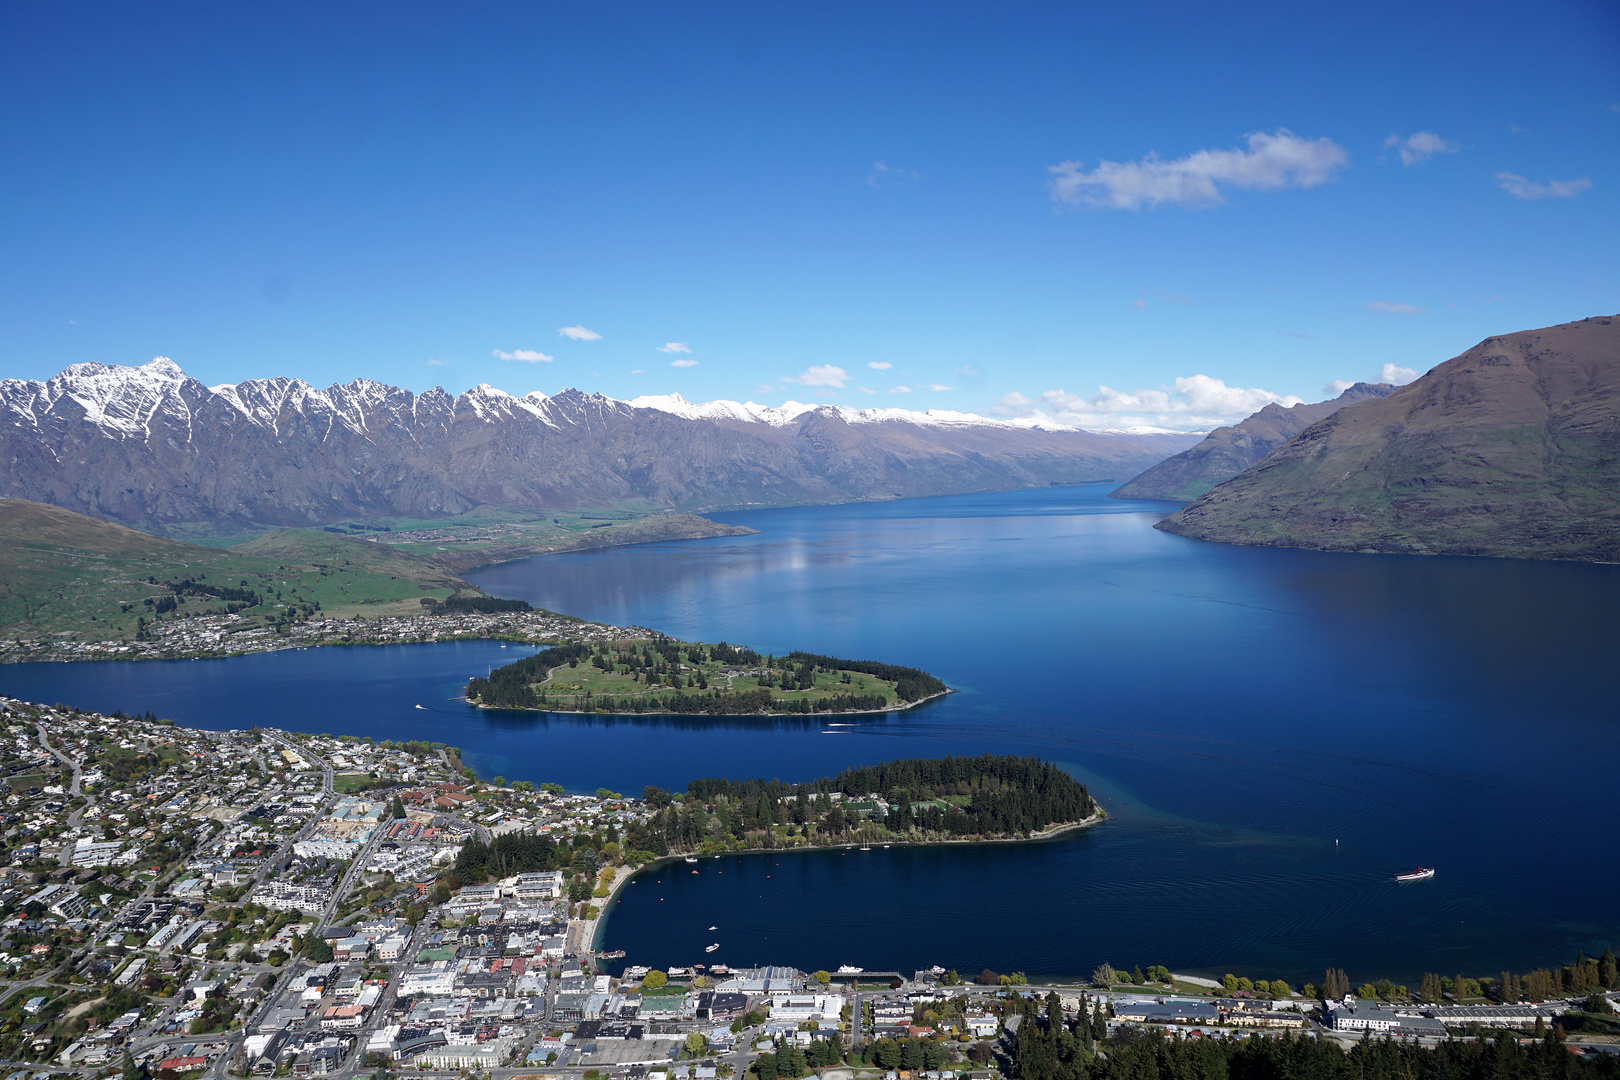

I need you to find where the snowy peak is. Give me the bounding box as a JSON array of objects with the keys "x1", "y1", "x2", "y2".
[
  {"x1": 19, "y1": 356, "x2": 196, "y2": 438},
  {"x1": 0, "y1": 356, "x2": 1207, "y2": 528}
]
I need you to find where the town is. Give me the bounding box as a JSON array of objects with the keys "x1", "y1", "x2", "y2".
[
  {"x1": 0, "y1": 696, "x2": 1612, "y2": 1080},
  {"x1": 0, "y1": 610, "x2": 644, "y2": 665}
]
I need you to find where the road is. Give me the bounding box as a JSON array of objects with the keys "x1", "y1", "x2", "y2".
[{"x1": 36, "y1": 722, "x2": 87, "y2": 867}]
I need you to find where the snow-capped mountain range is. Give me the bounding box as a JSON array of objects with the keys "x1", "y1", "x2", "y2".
[{"x1": 0, "y1": 358, "x2": 1202, "y2": 529}]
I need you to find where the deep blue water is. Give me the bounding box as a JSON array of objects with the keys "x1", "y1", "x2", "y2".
[{"x1": 3, "y1": 486, "x2": 1616, "y2": 985}]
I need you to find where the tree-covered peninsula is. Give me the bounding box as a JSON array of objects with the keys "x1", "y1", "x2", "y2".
[
  {"x1": 633, "y1": 755, "x2": 1101, "y2": 855},
  {"x1": 464, "y1": 636, "x2": 948, "y2": 715},
  {"x1": 448, "y1": 756, "x2": 1100, "y2": 880}
]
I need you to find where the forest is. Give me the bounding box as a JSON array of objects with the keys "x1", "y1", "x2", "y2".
[
  {"x1": 463, "y1": 636, "x2": 946, "y2": 715},
  {"x1": 1009, "y1": 992, "x2": 1620, "y2": 1080},
  {"x1": 621, "y1": 755, "x2": 1099, "y2": 857}
]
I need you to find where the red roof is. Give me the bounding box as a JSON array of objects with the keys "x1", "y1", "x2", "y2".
[{"x1": 158, "y1": 1057, "x2": 208, "y2": 1071}]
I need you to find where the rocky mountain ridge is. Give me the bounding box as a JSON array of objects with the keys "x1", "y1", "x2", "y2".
[{"x1": 0, "y1": 359, "x2": 1201, "y2": 530}]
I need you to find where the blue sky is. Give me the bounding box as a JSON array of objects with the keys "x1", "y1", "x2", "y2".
[{"x1": 2, "y1": 2, "x2": 1616, "y2": 429}]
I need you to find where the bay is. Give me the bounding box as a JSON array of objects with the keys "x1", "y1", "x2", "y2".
[{"x1": 3, "y1": 485, "x2": 1616, "y2": 984}]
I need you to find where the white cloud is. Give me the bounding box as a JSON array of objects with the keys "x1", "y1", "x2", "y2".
[
  {"x1": 1385, "y1": 131, "x2": 1459, "y2": 165},
  {"x1": 630, "y1": 369, "x2": 645, "y2": 374},
  {"x1": 928, "y1": 384, "x2": 953, "y2": 392},
  {"x1": 670, "y1": 358, "x2": 699, "y2": 368},
  {"x1": 956, "y1": 364, "x2": 979, "y2": 377},
  {"x1": 1048, "y1": 129, "x2": 1348, "y2": 210},
  {"x1": 890, "y1": 385, "x2": 913, "y2": 394},
  {"x1": 782, "y1": 364, "x2": 850, "y2": 387},
  {"x1": 1365, "y1": 301, "x2": 1425, "y2": 315},
  {"x1": 858, "y1": 386, "x2": 877, "y2": 395},
  {"x1": 1328, "y1": 364, "x2": 1423, "y2": 392},
  {"x1": 1495, "y1": 172, "x2": 1591, "y2": 200},
  {"x1": 426, "y1": 357, "x2": 453, "y2": 367},
  {"x1": 558, "y1": 325, "x2": 602, "y2": 341},
  {"x1": 995, "y1": 375, "x2": 1304, "y2": 430},
  {"x1": 1131, "y1": 298, "x2": 1147, "y2": 309},
  {"x1": 493, "y1": 348, "x2": 555, "y2": 362},
  {"x1": 657, "y1": 342, "x2": 691, "y2": 354},
  {"x1": 866, "y1": 161, "x2": 920, "y2": 187},
  {"x1": 867, "y1": 361, "x2": 892, "y2": 370}
]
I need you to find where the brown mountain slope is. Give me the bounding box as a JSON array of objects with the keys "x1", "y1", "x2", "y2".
[
  {"x1": 1111, "y1": 382, "x2": 1395, "y2": 501},
  {"x1": 1158, "y1": 315, "x2": 1620, "y2": 562}
]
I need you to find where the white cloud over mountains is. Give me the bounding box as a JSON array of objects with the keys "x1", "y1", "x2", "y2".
[
  {"x1": 1326, "y1": 363, "x2": 1424, "y2": 395},
  {"x1": 1048, "y1": 129, "x2": 1348, "y2": 210},
  {"x1": 782, "y1": 364, "x2": 849, "y2": 388},
  {"x1": 995, "y1": 375, "x2": 1304, "y2": 430},
  {"x1": 1495, "y1": 172, "x2": 1591, "y2": 200},
  {"x1": 493, "y1": 348, "x2": 554, "y2": 362}
]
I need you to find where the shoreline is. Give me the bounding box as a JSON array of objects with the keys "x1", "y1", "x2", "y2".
[
  {"x1": 588, "y1": 808, "x2": 1108, "y2": 956},
  {"x1": 0, "y1": 512, "x2": 747, "y2": 665},
  {"x1": 464, "y1": 686, "x2": 954, "y2": 718}
]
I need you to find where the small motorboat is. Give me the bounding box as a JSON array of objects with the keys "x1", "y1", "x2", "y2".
[
  {"x1": 705, "y1": 943, "x2": 720, "y2": 953},
  {"x1": 1393, "y1": 867, "x2": 1435, "y2": 882},
  {"x1": 708, "y1": 926, "x2": 716, "y2": 931},
  {"x1": 684, "y1": 856, "x2": 698, "y2": 863},
  {"x1": 414, "y1": 704, "x2": 427, "y2": 710}
]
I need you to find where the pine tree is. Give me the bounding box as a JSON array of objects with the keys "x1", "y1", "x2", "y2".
[
  {"x1": 1599, "y1": 947, "x2": 1617, "y2": 990},
  {"x1": 1452, "y1": 972, "x2": 1466, "y2": 1001},
  {"x1": 1419, "y1": 973, "x2": 1442, "y2": 1002}
]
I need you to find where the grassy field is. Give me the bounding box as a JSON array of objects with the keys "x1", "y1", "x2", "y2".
[
  {"x1": 0, "y1": 499, "x2": 759, "y2": 643},
  {"x1": 370, "y1": 511, "x2": 756, "y2": 574},
  {"x1": 163, "y1": 507, "x2": 757, "y2": 570},
  {"x1": 0, "y1": 500, "x2": 476, "y2": 641}
]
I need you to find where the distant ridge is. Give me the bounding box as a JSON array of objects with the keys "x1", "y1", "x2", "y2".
[
  {"x1": 1159, "y1": 316, "x2": 1620, "y2": 562},
  {"x1": 0, "y1": 360, "x2": 1200, "y2": 530},
  {"x1": 1111, "y1": 382, "x2": 1396, "y2": 502},
  {"x1": 1114, "y1": 382, "x2": 1393, "y2": 505}
]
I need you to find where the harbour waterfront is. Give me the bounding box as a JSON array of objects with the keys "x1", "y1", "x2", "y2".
[{"x1": 2, "y1": 486, "x2": 1617, "y2": 983}]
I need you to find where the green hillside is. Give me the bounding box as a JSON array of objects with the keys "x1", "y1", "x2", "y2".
[{"x1": 0, "y1": 500, "x2": 478, "y2": 642}]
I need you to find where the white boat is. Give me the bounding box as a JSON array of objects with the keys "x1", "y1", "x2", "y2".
[
  {"x1": 684, "y1": 856, "x2": 698, "y2": 863},
  {"x1": 414, "y1": 704, "x2": 427, "y2": 710},
  {"x1": 708, "y1": 926, "x2": 716, "y2": 931},
  {"x1": 1393, "y1": 867, "x2": 1435, "y2": 882},
  {"x1": 705, "y1": 943, "x2": 720, "y2": 953},
  {"x1": 836, "y1": 965, "x2": 863, "y2": 974}
]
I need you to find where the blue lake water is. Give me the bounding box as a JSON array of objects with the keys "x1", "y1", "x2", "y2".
[{"x1": 3, "y1": 485, "x2": 1616, "y2": 984}]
